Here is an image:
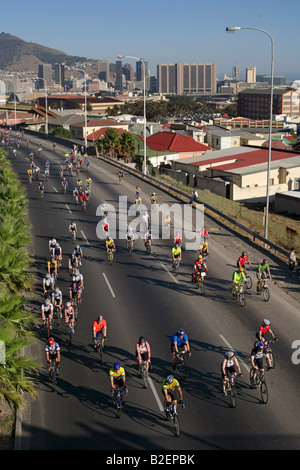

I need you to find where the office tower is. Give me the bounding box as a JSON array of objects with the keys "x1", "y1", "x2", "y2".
[
  {"x1": 136, "y1": 60, "x2": 148, "y2": 81},
  {"x1": 115, "y1": 60, "x2": 123, "y2": 91},
  {"x1": 38, "y1": 64, "x2": 53, "y2": 89},
  {"x1": 123, "y1": 63, "x2": 134, "y2": 82},
  {"x1": 246, "y1": 66, "x2": 256, "y2": 83},
  {"x1": 233, "y1": 64, "x2": 239, "y2": 81},
  {"x1": 53, "y1": 63, "x2": 65, "y2": 88},
  {"x1": 237, "y1": 88, "x2": 300, "y2": 119},
  {"x1": 157, "y1": 62, "x2": 216, "y2": 95},
  {"x1": 98, "y1": 60, "x2": 110, "y2": 83}
]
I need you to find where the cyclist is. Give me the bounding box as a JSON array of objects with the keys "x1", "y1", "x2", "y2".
[
  {"x1": 221, "y1": 351, "x2": 243, "y2": 396},
  {"x1": 43, "y1": 273, "x2": 54, "y2": 299},
  {"x1": 53, "y1": 243, "x2": 62, "y2": 265},
  {"x1": 34, "y1": 165, "x2": 40, "y2": 180},
  {"x1": 69, "y1": 253, "x2": 78, "y2": 275},
  {"x1": 288, "y1": 247, "x2": 297, "y2": 275},
  {"x1": 64, "y1": 301, "x2": 75, "y2": 334},
  {"x1": 136, "y1": 336, "x2": 151, "y2": 373},
  {"x1": 51, "y1": 287, "x2": 63, "y2": 316},
  {"x1": 172, "y1": 242, "x2": 182, "y2": 268},
  {"x1": 41, "y1": 298, "x2": 54, "y2": 330},
  {"x1": 170, "y1": 329, "x2": 191, "y2": 369},
  {"x1": 86, "y1": 176, "x2": 92, "y2": 189},
  {"x1": 135, "y1": 194, "x2": 142, "y2": 205},
  {"x1": 100, "y1": 203, "x2": 108, "y2": 218},
  {"x1": 73, "y1": 244, "x2": 83, "y2": 266},
  {"x1": 118, "y1": 170, "x2": 124, "y2": 182},
  {"x1": 27, "y1": 168, "x2": 33, "y2": 181},
  {"x1": 92, "y1": 315, "x2": 107, "y2": 351},
  {"x1": 150, "y1": 192, "x2": 158, "y2": 204},
  {"x1": 73, "y1": 187, "x2": 79, "y2": 204},
  {"x1": 174, "y1": 232, "x2": 182, "y2": 247},
  {"x1": 69, "y1": 220, "x2": 77, "y2": 240},
  {"x1": 144, "y1": 229, "x2": 152, "y2": 252},
  {"x1": 135, "y1": 186, "x2": 141, "y2": 198},
  {"x1": 162, "y1": 375, "x2": 184, "y2": 415},
  {"x1": 38, "y1": 181, "x2": 44, "y2": 197},
  {"x1": 109, "y1": 362, "x2": 128, "y2": 399},
  {"x1": 69, "y1": 280, "x2": 80, "y2": 306},
  {"x1": 47, "y1": 256, "x2": 58, "y2": 279},
  {"x1": 237, "y1": 251, "x2": 252, "y2": 270},
  {"x1": 194, "y1": 254, "x2": 208, "y2": 275},
  {"x1": 103, "y1": 220, "x2": 110, "y2": 238},
  {"x1": 164, "y1": 215, "x2": 172, "y2": 231},
  {"x1": 256, "y1": 319, "x2": 278, "y2": 345},
  {"x1": 126, "y1": 226, "x2": 134, "y2": 251},
  {"x1": 45, "y1": 337, "x2": 60, "y2": 376},
  {"x1": 199, "y1": 240, "x2": 209, "y2": 258},
  {"x1": 142, "y1": 211, "x2": 150, "y2": 230},
  {"x1": 106, "y1": 236, "x2": 115, "y2": 255},
  {"x1": 49, "y1": 237, "x2": 57, "y2": 257},
  {"x1": 250, "y1": 342, "x2": 268, "y2": 387},
  {"x1": 61, "y1": 177, "x2": 68, "y2": 193},
  {"x1": 80, "y1": 191, "x2": 88, "y2": 208},
  {"x1": 232, "y1": 266, "x2": 246, "y2": 297},
  {"x1": 76, "y1": 178, "x2": 83, "y2": 192},
  {"x1": 73, "y1": 269, "x2": 84, "y2": 292},
  {"x1": 256, "y1": 259, "x2": 272, "y2": 293}
]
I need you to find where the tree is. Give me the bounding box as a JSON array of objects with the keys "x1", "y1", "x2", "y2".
[{"x1": 119, "y1": 133, "x2": 136, "y2": 161}]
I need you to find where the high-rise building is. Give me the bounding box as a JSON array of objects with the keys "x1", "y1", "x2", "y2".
[
  {"x1": 157, "y1": 62, "x2": 217, "y2": 95},
  {"x1": 98, "y1": 60, "x2": 110, "y2": 83},
  {"x1": 136, "y1": 60, "x2": 148, "y2": 81},
  {"x1": 53, "y1": 63, "x2": 65, "y2": 88},
  {"x1": 115, "y1": 60, "x2": 123, "y2": 91},
  {"x1": 238, "y1": 88, "x2": 300, "y2": 119},
  {"x1": 233, "y1": 64, "x2": 239, "y2": 81},
  {"x1": 123, "y1": 63, "x2": 134, "y2": 82},
  {"x1": 246, "y1": 66, "x2": 256, "y2": 83},
  {"x1": 38, "y1": 64, "x2": 53, "y2": 89}
]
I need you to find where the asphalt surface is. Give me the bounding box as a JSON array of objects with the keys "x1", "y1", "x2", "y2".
[{"x1": 4, "y1": 132, "x2": 300, "y2": 451}]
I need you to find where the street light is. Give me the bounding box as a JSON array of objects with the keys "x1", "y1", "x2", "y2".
[
  {"x1": 38, "y1": 77, "x2": 48, "y2": 136},
  {"x1": 118, "y1": 54, "x2": 147, "y2": 175},
  {"x1": 226, "y1": 26, "x2": 274, "y2": 240},
  {"x1": 76, "y1": 69, "x2": 88, "y2": 150}
]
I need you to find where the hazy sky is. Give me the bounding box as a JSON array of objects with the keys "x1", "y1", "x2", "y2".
[{"x1": 3, "y1": 0, "x2": 300, "y2": 80}]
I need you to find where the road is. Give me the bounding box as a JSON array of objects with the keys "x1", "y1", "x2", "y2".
[{"x1": 4, "y1": 132, "x2": 300, "y2": 451}]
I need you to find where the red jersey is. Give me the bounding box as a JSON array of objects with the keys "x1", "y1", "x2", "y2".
[{"x1": 92, "y1": 319, "x2": 107, "y2": 333}]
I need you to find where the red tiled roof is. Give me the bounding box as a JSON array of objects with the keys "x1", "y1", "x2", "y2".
[
  {"x1": 203, "y1": 149, "x2": 299, "y2": 172},
  {"x1": 146, "y1": 132, "x2": 210, "y2": 152}
]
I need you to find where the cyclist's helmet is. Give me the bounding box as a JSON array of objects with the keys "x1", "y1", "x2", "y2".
[
  {"x1": 263, "y1": 319, "x2": 270, "y2": 326},
  {"x1": 166, "y1": 375, "x2": 174, "y2": 384},
  {"x1": 97, "y1": 315, "x2": 103, "y2": 322},
  {"x1": 45, "y1": 298, "x2": 50, "y2": 305},
  {"x1": 263, "y1": 259, "x2": 268, "y2": 264},
  {"x1": 66, "y1": 301, "x2": 71, "y2": 307},
  {"x1": 177, "y1": 329, "x2": 185, "y2": 336},
  {"x1": 55, "y1": 287, "x2": 60, "y2": 293},
  {"x1": 258, "y1": 342, "x2": 264, "y2": 349},
  {"x1": 48, "y1": 337, "x2": 55, "y2": 344},
  {"x1": 198, "y1": 254, "x2": 203, "y2": 260},
  {"x1": 225, "y1": 351, "x2": 234, "y2": 358},
  {"x1": 242, "y1": 252, "x2": 247, "y2": 256},
  {"x1": 113, "y1": 362, "x2": 121, "y2": 370},
  {"x1": 138, "y1": 336, "x2": 146, "y2": 344}
]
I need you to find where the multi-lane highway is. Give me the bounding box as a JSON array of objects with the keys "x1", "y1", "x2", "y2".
[{"x1": 5, "y1": 131, "x2": 300, "y2": 451}]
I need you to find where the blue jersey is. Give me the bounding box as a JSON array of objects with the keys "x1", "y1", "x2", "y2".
[
  {"x1": 170, "y1": 332, "x2": 188, "y2": 346},
  {"x1": 45, "y1": 342, "x2": 60, "y2": 356}
]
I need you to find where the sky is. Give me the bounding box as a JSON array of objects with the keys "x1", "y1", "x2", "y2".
[{"x1": 3, "y1": 0, "x2": 300, "y2": 81}]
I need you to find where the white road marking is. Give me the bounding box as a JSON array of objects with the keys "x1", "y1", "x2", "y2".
[
  {"x1": 148, "y1": 376, "x2": 164, "y2": 412},
  {"x1": 65, "y1": 204, "x2": 72, "y2": 213},
  {"x1": 53, "y1": 187, "x2": 58, "y2": 193},
  {"x1": 81, "y1": 230, "x2": 89, "y2": 245},
  {"x1": 220, "y1": 334, "x2": 250, "y2": 372},
  {"x1": 103, "y1": 273, "x2": 116, "y2": 298},
  {"x1": 160, "y1": 262, "x2": 179, "y2": 284}
]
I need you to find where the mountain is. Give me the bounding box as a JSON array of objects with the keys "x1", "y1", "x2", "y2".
[{"x1": 0, "y1": 32, "x2": 86, "y2": 71}]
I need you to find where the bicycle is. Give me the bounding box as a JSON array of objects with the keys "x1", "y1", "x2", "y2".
[
  {"x1": 224, "y1": 374, "x2": 239, "y2": 408},
  {"x1": 95, "y1": 334, "x2": 106, "y2": 367},
  {"x1": 145, "y1": 240, "x2": 151, "y2": 254},
  {"x1": 250, "y1": 367, "x2": 268, "y2": 404},
  {"x1": 257, "y1": 277, "x2": 270, "y2": 301},
  {"x1": 107, "y1": 248, "x2": 114, "y2": 265},
  {"x1": 164, "y1": 400, "x2": 184, "y2": 437},
  {"x1": 113, "y1": 387, "x2": 124, "y2": 418},
  {"x1": 195, "y1": 271, "x2": 206, "y2": 295},
  {"x1": 138, "y1": 360, "x2": 149, "y2": 389},
  {"x1": 172, "y1": 258, "x2": 180, "y2": 274},
  {"x1": 173, "y1": 353, "x2": 186, "y2": 381},
  {"x1": 127, "y1": 240, "x2": 133, "y2": 255},
  {"x1": 253, "y1": 339, "x2": 276, "y2": 370},
  {"x1": 232, "y1": 283, "x2": 246, "y2": 307},
  {"x1": 53, "y1": 304, "x2": 62, "y2": 327},
  {"x1": 244, "y1": 269, "x2": 252, "y2": 289},
  {"x1": 49, "y1": 358, "x2": 57, "y2": 390}
]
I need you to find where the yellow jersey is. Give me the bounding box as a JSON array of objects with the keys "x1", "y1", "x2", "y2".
[
  {"x1": 162, "y1": 378, "x2": 180, "y2": 393},
  {"x1": 109, "y1": 367, "x2": 125, "y2": 380}
]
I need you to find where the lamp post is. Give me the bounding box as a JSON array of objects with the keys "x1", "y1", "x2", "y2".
[
  {"x1": 4, "y1": 78, "x2": 17, "y2": 129},
  {"x1": 226, "y1": 26, "x2": 274, "y2": 240},
  {"x1": 118, "y1": 54, "x2": 147, "y2": 175},
  {"x1": 76, "y1": 69, "x2": 88, "y2": 150},
  {"x1": 38, "y1": 77, "x2": 48, "y2": 136}
]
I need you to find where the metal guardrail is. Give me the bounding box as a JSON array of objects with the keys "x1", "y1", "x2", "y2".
[{"x1": 98, "y1": 153, "x2": 291, "y2": 261}]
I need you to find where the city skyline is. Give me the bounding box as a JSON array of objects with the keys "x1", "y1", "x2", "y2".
[{"x1": 2, "y1": 0, "x2": 299, "y2": 81}]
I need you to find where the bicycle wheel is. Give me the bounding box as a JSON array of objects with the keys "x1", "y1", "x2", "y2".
[
  {"x1": 266, "y1": 351, "x2": 275, "y2": 369},
  {"x1": 142, "y1": 369, "x2": 148, "y2": 388},
  {"x1": 230, "y1": 384, "x2": 238, "y2": 408},
  {"x1": 173, "y1": 413, "x2": 180, "y2": 437},
  {"x1": 176, "y1": 361, "x2": 186, "y2": 381},
  {"x1": 116, "y1": 393, "x2": 122, "y2": 417},
  {"x1": 200, "y1": 280, "x2": 205, "y2": 295},
  {"x1": 239, "y1": 291, "x2": 246, "y2": 307},
  {"x1": 263, "y1": 287, "x2": 270, "y2": 302},
  {"x1": 245, "y1": 275, "x2": 252, "y2": 289},
  {"x1": 260, "y1": 379, "x2": 268, "y2": 404}
]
